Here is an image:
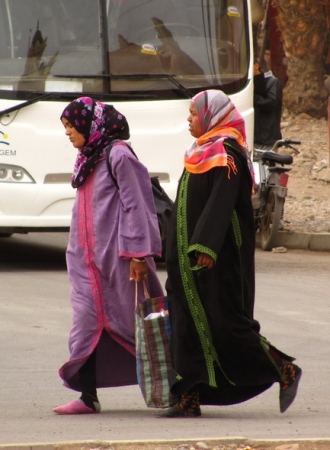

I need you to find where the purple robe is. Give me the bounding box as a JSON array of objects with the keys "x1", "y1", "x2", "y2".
[{"x1": 59, "y1": 142, "x2": 164, "y2": 391}]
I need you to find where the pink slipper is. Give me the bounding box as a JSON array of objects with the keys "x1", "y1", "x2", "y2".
[{"x1": 52, "y1": 399, "x2": 100, "y2": 415}]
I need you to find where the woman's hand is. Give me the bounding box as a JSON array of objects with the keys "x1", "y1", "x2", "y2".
[
  {"x1": 197, "y1": 253, "x2": 215, "y2": 269},
  {"x1": 129, "y1": 258, "x2": 148, "y2": 281}
]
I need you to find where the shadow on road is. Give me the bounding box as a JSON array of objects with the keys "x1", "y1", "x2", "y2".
[{"x1": 0, "y1": 233, "x2": 67, "y2": 271}]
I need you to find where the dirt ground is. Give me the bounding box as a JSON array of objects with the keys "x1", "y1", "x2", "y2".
[
  {"x1": 56, "y1": 440, "x2": 330, "y2": 450},
  {"x1": 273, "y1": 111, "x2": 330, "y2": 233}
]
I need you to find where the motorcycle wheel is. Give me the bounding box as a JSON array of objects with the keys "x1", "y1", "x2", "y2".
[{"x1": 260, "y1": 188, "x2": 284, "y2": 251}]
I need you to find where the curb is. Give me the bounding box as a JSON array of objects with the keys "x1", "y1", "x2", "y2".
[
  {"x1": 256, "y1": 231, "x2": 330, "y2": 252},
  {"x1": 1, "y1": 439, "x2": 330, "y2": 450}
]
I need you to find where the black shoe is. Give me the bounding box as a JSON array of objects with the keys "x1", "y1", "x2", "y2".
[
  {"x1": 156, "y1": 405, "x2": 202, "y2": 418},
  {"x1": 279, "y1": 366, "x2": 302, "y2": 413}
]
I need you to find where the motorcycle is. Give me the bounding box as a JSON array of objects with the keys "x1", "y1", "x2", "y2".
[{"x1": 252, "y1": 139, "x2": 301, "y2": 251}]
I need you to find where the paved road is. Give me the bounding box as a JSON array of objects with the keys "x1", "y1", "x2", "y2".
[{"x1": 0, "y1": 233, "x2": 329, "y2": 445}]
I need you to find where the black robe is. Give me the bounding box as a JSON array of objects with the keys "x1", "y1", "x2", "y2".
[{"x1": 165, "y1": 139, "x2": 293, "y2": 405}]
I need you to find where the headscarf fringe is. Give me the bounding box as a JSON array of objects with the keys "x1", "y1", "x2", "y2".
[{"x1": 226, "y1": 155, "x2": 238, "y2": 179}]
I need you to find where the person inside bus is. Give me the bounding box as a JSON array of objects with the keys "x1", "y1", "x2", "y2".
[
  {"x1": 160, "y1": 89, "x2": 302, "y2": 418},
  {"x1": 53, "y1": 97, "x2": 163, "y2": 415},
  {"x1": 253, "y1": 56, "x2": 283, "y2": 150}
]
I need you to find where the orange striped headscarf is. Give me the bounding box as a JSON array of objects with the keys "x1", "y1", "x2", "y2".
[{"x1": 184, "y1": 90, "x2": 253, "y2": 178}]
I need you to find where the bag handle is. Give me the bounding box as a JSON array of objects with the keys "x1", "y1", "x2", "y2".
[{"x1": 135, "y1": 281, "x2": 150, "y2": 308}]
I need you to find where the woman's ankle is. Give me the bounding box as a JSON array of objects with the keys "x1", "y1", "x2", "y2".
[{"x1": 80, "y1": 392, "x2": 100, "y2": 411}]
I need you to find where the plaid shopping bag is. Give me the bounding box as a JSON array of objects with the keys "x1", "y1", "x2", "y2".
[{"x1": 135, "y1": 294, "x2": 177, "y2": 408}]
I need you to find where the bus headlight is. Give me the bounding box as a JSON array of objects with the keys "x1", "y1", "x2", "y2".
[
  {"x1": 12, "y1": 168, "x2": 24, "y2": 181},
  {"x1": 0, "y1": 164, "x2": 35, "y2": 183},
  {"x1": 0, "y1": 167, "x2": 8, "y2": 179}
]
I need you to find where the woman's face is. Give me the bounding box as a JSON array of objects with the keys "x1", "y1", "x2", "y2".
[
  {"x1": 61, "y1": 117, "x2": 86, "y2": 148},
  {"x1": 188, "y1": 101, "x2": 202, "y2": 138}
]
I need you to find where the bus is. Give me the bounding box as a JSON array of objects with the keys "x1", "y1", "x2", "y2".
[{"x1": 0, "y1": 0, "x2": 254, "y2": 237}]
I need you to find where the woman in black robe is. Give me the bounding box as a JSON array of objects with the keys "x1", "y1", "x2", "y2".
[{"x1": 162, "y1": 90, "x2": 302, "y2": 417}]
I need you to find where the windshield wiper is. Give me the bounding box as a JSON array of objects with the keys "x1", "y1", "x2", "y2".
[
  {"x1": 54, "y1": 73, "x2": 193, "y2": 99},
  {"x1": 0, "y1": 93, "x2": 54, "y2": 117}
]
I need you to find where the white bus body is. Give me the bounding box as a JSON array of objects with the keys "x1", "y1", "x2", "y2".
[{"x1": 0, "y1": 0, "x2": 253, "y2": 235}]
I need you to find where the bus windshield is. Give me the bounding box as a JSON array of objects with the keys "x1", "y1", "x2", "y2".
[{"x1": 0, "y1": 0, "x2": 249, "y2": 100}]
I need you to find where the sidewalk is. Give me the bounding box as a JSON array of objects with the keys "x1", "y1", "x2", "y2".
[{"x1": 256, "y1": 230, "x2": 330, "y2": 252}]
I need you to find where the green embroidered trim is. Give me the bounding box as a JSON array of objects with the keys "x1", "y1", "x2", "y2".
[
  {"x1": 177, "y1": 171, "x2": 235, "y2": 387},
  {"x1": 190, "y1": 265, "x2": 207, "y2": 272},
  {"x1": 188, "y1": 244, "x2": 217, "y2": 264},
  {"x1": 260, "y1": 337, "x2": 284, "y2": 382},
  {"x1": 231, "y1": 209, "x2": 242, "y2": 248},
  {"x1": 232, "y1": 209, "x2": 245, "y2": 311}
]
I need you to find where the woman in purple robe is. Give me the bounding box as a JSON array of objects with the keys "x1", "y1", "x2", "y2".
[{"x1": 53, "y1": 97, "x2": 163, "y2": 415}]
